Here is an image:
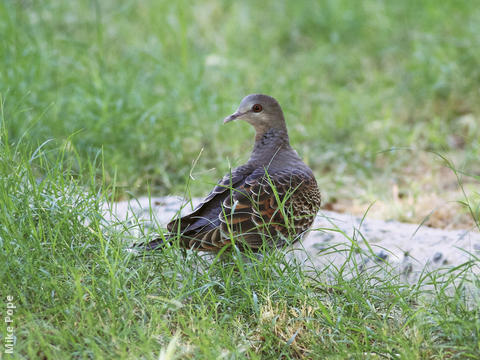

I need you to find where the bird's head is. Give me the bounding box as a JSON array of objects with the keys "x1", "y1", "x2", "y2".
[{"x1": 223, "y1": 94, "x2": 286, "y2": 134}]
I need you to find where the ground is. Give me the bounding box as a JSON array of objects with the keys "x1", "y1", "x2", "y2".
[
  {"x1": 325, "y1": 152, "x2": 479, "y2": 230},
  {"x1": 111, "y1": 195, "x2": 480, "y2": 284}
]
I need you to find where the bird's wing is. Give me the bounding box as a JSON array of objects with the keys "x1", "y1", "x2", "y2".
[
  {"x1": 174, "y1": 167, "x2": 321, "y2": 251},
  {"x1": 166, "y1": 164, "x2": 255, "y2": 234}
]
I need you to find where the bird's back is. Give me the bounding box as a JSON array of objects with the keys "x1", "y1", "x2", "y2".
[{"x1": 165, "y1": 148, "x2": 320, "y2": 251}]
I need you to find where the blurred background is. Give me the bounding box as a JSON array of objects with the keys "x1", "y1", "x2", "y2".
[{"x1": 2, "y1": 0, "x2": 479, "y2": 227}]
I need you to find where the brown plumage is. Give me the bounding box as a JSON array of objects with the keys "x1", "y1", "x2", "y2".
[{"x1": 143, "y1": 94, "x2": 321, "y2": 252}]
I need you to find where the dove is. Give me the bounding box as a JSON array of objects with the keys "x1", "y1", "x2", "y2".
[{"x1": 143, "y1": 94, "x2": 321, "y2": 251}]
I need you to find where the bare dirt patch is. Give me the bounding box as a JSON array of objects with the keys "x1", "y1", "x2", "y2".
[{"x1": 324, "y1": 153, "x2": 479, "y2": 231}]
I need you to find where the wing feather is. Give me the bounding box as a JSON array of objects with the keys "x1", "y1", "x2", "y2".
[{"x1": 162, "y1": 166, "x2": 320, "y2": 252}]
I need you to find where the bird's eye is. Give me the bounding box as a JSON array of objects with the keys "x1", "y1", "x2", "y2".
[{"x1": 252, "y1": 104, "x2": 263, "y2": 113}]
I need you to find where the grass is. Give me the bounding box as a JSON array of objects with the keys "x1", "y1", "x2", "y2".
[
  {"x1": 1, "y1": 0, "x2": 480, "y2": 358},
  {"x1": 1, "y1": 136, "x2": 479, "y2": 358},
  {"x1": 2, "y1": 0, "x2": 480, "y2": 200}
]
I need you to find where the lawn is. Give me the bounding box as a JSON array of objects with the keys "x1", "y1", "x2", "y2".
[{"x1": 1, "y1": 0, "x2": 480, "y2": 358}]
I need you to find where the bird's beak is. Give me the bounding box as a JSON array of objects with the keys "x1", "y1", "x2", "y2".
[{"x1": 223, "y1": 111, "x2": 244, "y2": 124}]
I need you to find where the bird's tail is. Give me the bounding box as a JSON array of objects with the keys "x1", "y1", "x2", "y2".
[{"x1": 130, "y1": 234, "x2": 172, "y2": 252}]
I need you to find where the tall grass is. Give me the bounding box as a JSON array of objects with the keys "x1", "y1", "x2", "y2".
[{"x1": 1, "y1": 123, "x2": 478, "y2": 357}]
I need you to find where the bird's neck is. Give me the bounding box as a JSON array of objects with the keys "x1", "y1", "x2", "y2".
[{"x1": 249, "y1": 127, "x2": 293, "y2": 165}]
